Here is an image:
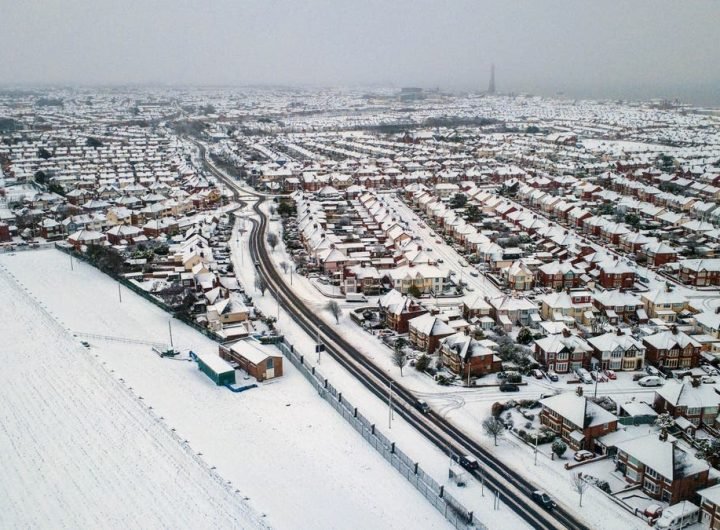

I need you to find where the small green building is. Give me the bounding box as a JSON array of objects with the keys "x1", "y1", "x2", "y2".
[{"x1": 196, "y1": 352, "x2": 236, "y2": 386}]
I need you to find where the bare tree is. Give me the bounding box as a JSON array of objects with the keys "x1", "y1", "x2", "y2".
[
  {"x1": 571, "y1": 473, "x2": 590, "y2": 507},
  {"x1": 266, "y1": 232, "x2": 279, "y2": 252},
  {"x1": 482, "y1": 417, "x2": 505, "y2": 446},
  {"x1": 393, "y1": 338, "x2": 407, "y2": 376},
  {"x1": 255, "y1": 275, "x2": 267, "y2": 296},
  {"x1": 327, "y1": 300, "x2": 341, "y2": 324}
]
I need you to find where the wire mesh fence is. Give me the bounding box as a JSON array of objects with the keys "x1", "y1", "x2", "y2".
[{"x1": 276, "y1": 338, "x2": 484, "y2": 530}]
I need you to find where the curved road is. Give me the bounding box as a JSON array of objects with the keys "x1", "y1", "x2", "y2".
[{"x1": 198, "y1": 144, "x2": 589, "y2": 530}]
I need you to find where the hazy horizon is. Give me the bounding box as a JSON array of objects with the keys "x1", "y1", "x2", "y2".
[{"x1": 1, "y1": 0, "x2": 719, "y2": 105}]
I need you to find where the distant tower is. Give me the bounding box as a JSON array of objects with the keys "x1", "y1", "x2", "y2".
[{"x1": 488, "y1": 64, "x2": 496, "y2": 95}]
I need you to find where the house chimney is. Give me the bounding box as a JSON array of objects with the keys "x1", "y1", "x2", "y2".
[
  {"x1": 562, "y1": 328, "x2": 571, "y2": 338},
  {"x1": 616, "y1": 328, "x2": 623, "y2": 336},
  {"x1": 671, "y1": 325, "x2": 678, "y2": 335}
]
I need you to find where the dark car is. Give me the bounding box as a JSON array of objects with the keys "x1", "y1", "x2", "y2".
[
  {"x1": 415, "y1": 400, "x2": 431, "y2": 414},
  {"x1": 452, "y1": 454, "x2": 479, "y2": 471},
  {"x1": 547, "y1": 372, "x2": 559, "y2": 382},
  {"x1": 532, "y1": 490, "x2": 557, "y2": 510},
  {"x1": 499, "y1": 383, "x2": 520, "y2": 392}
]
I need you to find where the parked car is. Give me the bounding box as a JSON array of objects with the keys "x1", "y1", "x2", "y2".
[
  {"x1": 702, "y1": 376, "x2": 716, "y2": 384},
  {"x1": 604, "y1": 370, "x2": 617, "y2": 380},
  {"x1": 638, "y1": 376, "x2": 664, "y2": 387},
  {"x1": 531, "y1": 490, "x2": 557, "y2": 510},
  {"x1": 701, "y1": 365, "x2": 719, "y2": 376},
  {"x1": 575, "y1": 368, "x2": 593, "y2": 384},
  {"x1": 499, "y1": 383, "x2": 520, "y2": 392},
  {"x1": 532, "y1": 369, "x2": 543, "y2": 379},
  {"x1": 546, "y1": 371, "x2": 559, "y2": 382},
  {"x1": 592, "y1": 371, "x2": 607, "y2": 382},
  {"x1": 646, "y1": 365, "x2": 662, "y2": 377},
  {"x1": 451, "y1": 454, "x2": 479, "y2": 471},
  {"x1": 643, "y1": 504, "x2": 663, "y2": 519},
  {"x1": 574, "y1": 450, "x2": 594, "y2": 462}
]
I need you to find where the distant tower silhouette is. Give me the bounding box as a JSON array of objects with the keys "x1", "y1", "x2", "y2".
[{"x1": 488, "y1": 64, "x2": 496, "y2": 95}]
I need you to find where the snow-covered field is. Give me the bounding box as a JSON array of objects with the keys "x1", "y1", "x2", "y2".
[
  {"x1": 0, "y1": 249, "x2": 449, "y2": 530},
  {"x1": 0, "y1": 261, "x2": 265, "y2": 530}
]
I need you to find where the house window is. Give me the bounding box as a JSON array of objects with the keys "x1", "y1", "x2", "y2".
[
  {"x1": 645, "y1": 467, "x2": 658, "y2": 479},
  {"x1": 643, "y1": 478, "x2": 659, "y2": 495},
  {"x1": 555, "y1": 362, "x2": 568, "y2": 372}
]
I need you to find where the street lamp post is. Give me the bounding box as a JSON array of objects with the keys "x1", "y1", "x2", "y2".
[{"x1": 388, "y1": 381, "x2": 394, "y2": 429}]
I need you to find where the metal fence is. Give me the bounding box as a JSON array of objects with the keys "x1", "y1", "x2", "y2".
[{"x1": 276, "y1": 339, "x2": 484, "y2": 530}]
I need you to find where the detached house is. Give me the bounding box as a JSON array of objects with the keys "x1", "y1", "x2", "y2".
[
  {"x1": 539, "y1": 393, "x2": 617, "y2": 451},
  {"x1": 439, "y1": 333, "x2": 502, "y2": 378},
  {"x1": 408, "y1": 313, "x2": 455, "y2": 353}
]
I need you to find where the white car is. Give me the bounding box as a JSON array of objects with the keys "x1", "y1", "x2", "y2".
[{"x1": 638, "y1": 376, "x2": 664, "y2": 387}]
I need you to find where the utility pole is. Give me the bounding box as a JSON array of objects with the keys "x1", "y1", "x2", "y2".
[
  {"x1": 168, "y1": 320, "x2": 174, "y2": 348},
  {"x1": 316, "y1": 326, "x2": 323, "y2": 364},
  {"x1": 118, "y1": 283, "x2": 122, "y2": 303},
  {"x1": 534, "y1": 435, "x2": 539, "y2": 466},
  {"x1": 388, "y1": 381, "x2": 394, "y2": 429},
  {"x1": 70, "y1": 253, "x2": 74, "y2": 271}
]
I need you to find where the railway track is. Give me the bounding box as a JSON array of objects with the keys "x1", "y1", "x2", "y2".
[{"x1": 198, "y1": 143, "x2": 588, "y2": 530}]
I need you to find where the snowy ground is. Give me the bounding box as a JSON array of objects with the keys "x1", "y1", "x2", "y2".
[
  {"x1": 0, "y1": 249, "x2": 450, "y2": 530},
  {"x1": 0, "y1": 262, "x2": 265, "y2": 530},
  {"x1": 233, "y1": 202, "x2": 534, "y2": 530},
  {"x1": 249, "y1": 201, "x2": 655, "y2": 530}
]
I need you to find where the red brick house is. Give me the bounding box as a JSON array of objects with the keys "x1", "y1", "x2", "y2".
[
  {"x1": 439, "y1": 333, "x2": 502, "y2": 378},
  {"x1": 643, "y1": 327, "x2": 701, "y2": 369},
  {"x1": 408, "y1": 313, "x2": 454, "y2": 353},
  {"x1": 677, "y1": 259, "x2": 720, "y2": 287},
  {"x1": 379, "y1": 290, "x2": 427, "y2": 333},
  {"x1": 597, "y1": 260, "x2": 636, "y2": 289},
  {"x1": 642, "y1": 241, "x2": 678, "y2": 268},
  {"x1": 654, "y1": 379, "x2": 719, "y2": 427},
  {"x1": 0, "y1": 222, "x2": 12, "y2": 242},
  {"x1": 539, "y1": 393, "x2": 618, "y2": 451},
  {"x1": 536, "y1": 261, "x2": 581, "y2": 290},
  {"x1": 615, "y1": 434, "x2": 709, "y2": 504}
]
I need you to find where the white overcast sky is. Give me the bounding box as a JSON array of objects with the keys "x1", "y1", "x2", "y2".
[{"x1": 1, "y1": 0, "x2": 719, "y2": 103}]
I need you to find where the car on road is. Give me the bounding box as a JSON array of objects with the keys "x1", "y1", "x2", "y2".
[
  {"x1": 499, "y1": 383, "x2": 520, "y2": 392},
  {"x1": 639, "y1": 376, "x2": 664, "y2": 387},
  {"x1": 452, "y1": 454, "x2": 479, "y2": 471},
  {"x1": 437, "y1": 258, "x2": 444, "y2": 263},
  {"x1": 459, "y1": 259, "x2": 468, "y2": 267},
  {"x1": 414, "y1": 400, "x2": 431, "y2": 414},
  {"x1": 435, "y1": 238, "x2": 442, "y2": 244},
  {"x1": 469, "y1": 271, "x2": 479, "y2": 277},
  {"x1": 574, "y1": 450, "x2": 594, "y2": 462},
  {"x1": 531, "y1": 490, "x2": 557, "y2": 510},
  {"x1": 604, "y1": 369, "x2": 617, "y2": 380},
  {"x1": 425, "y1": 247, "x2": 433, "y2": 252}
]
